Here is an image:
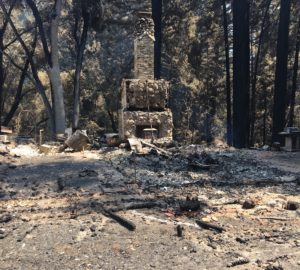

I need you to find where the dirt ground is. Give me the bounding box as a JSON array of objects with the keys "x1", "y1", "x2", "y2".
[{"x1": 0, "y1": 143, "x2": 299, "y2": 270}]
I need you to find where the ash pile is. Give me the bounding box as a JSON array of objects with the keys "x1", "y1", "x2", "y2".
[{"x1": 109, "y1": 144, "x2": 297, "y2": 191}]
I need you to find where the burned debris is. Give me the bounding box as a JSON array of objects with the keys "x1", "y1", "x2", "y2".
[
  {"x1": 1, "y1": 138, "x2": 300, "y2": 269},
  {"x1": 0, "y1": 5, "x2": 299, "y2": 270}
]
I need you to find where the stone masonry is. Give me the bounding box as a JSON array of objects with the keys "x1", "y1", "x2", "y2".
[{"x1": 119, "y1": 11, "x2": 173, "y2": 141}]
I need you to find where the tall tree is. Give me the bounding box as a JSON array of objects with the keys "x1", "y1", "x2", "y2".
[
  {"x1": 3, "y1": 29, "x2": 37, "y2": 126},
  {"x1": 222, "y1": 0, "x2": 232, "y2": 146},
  {"x1": 288, "y1": 17, "x2": 300, "y2": 127},
  {"x1": 0, "y1": 1, "x2": 55, "y2": 136},
  {"x1": 72, "y1": 0, "x2": 103, "y2": 130},
  {"x1": 0, "y1": 1, "x2": 15, "y2": 132},
  {"x1": 271, "y1": 0, "x2": 291, "y2": 143},
  {"x1": 232, "y1": 0, "x2": 250, "y2": 148},
  {"x1": 25, "y1": 0, "x2": 66, "y2": 135},
  {"x1": 249, "y1": 0, "x2": 272, "y2": 145},
  {"x1": 48, "y1": 0, "x2": 65, "y2": 135}
]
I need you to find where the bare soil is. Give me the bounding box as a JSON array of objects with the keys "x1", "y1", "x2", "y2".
[{"x1": 0, "y1": 145, "x2": 299, "y2": 270}]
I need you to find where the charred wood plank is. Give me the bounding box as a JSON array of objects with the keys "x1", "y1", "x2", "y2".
[
  {"x1": 195, "y1": 219, "x2": 225, "y2": 233},
  {"x1": 141, "y1": 140, "x2": 170, "y2": 156},
  {"x1": 103, "y1": 208, "x2": 136, "y2": 231},
  {"x1": 91, "y1": 202, "x2": 136, "y2": 231},
  {"x1": 188, "y1": 161, "x2": 211, "y2": 171},
  {"x1": 111, "y1": 201, "x2": 164, "y2": 212}
]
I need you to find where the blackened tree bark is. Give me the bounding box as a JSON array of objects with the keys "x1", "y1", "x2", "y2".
[
  {"x1": 232, "y1": 0, "x2": 250, "y2": 148},
  {"x1": 288, "y1": 17, "x2": 300, "y2": 127},
  {"x1": 250, "y1": 0, "x2": 272, "y2": 145},
  {"x1": 0, "y1": 25, "x2": 3, "y2": 133},
  {"x1": 0, "y1": 2, "x2": 55, "y2": 137},
  {"x1": 3, "y1": 29, "x2": 37, "y2": 126},
  {"x1": 0, "y1": 1, "x2": 15, "y2": 132},
  {"x1": 72, "y1": 0, "x2": 103, "y2": 131},
  {"x1": 272, "y1": 0, "x2": 291, "y2": 143},
  {"x1": 3, "y1": 59, "x2": 29, "y2": 126},
  {"x1": 152, "y1": 0, "x2": 162, "y2": 79},
  {"x1": 72, "y1": 1, "x2": 92, "y2": 130},
  {"x1": 222, "y1": 0, "x2": 232, "y2": 146}
]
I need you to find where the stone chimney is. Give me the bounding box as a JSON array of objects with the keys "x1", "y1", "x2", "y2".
[
  {"x1": 118, "y1": 10, "x2": 173, "y2": 142},
  {"x1": 133, "y1": 12, "x2": 155, "y2": 79}
]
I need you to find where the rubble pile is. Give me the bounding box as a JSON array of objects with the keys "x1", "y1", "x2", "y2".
[
  {"x1": 0, "y1": 142, "x2": 300, "y2": 269},
  {"x1": 110, "y1": 145, "x2": 293, "y2": 191}
]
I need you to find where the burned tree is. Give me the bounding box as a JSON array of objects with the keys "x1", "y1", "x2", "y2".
[
  {"x1": 232, "y1": 0, "x2": 250, "y2": 148},
  {"x1": 272, "y1": 0, "x2": 291, "y2": 143}
]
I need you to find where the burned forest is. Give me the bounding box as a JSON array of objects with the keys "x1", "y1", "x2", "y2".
[{"x1": 0, "y1": 0, "x2": 300, "y2": 270}]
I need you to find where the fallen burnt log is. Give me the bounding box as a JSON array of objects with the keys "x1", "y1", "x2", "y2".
[
  {"x1": 91, "y1": 201, "x2": 136, "y2": 231},
  {"x1": 141, "y1": 140, "x2": 171, "y2": 157},
  {"x1": 195, "y1": 219, "x2": 225, "y2": 233},
  {"x1": 188, "y1": 161, "x2": 211, "y2": 171},
  {"x1": 110, "y1": 201, "x2": 165, "y2": 212},
  {"x1": 103, "y1": 208, "x2": 136, "y2": 231},
  {"x1": 179, "y1": 177, "x2": 299, "y2": 188}
]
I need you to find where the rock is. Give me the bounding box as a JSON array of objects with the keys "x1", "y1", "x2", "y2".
[
  {"x1": 0, "y1": 144, "x2": 9, "y2": 155},
  {"x1": 65, "y1": 130, "x2": 90, "y2": 151},
  {"x1": 242, "y1": 199, "x2": 256, "y2": 209},
  {"x1": 279, "y1": 175, "x2": 297, "y2": 183},
  {"x1": 262, "y1": 145, "x2": 270, "y2": 151},
  {"x1": 265, "y1": 265, "x2": 284, "y2": 270},
  {"x1": 0, "y1": 214, "x2": 12, "y2": 223},
  {"x1": 285, "y1": 201, "x2": 299, "y2": 211},
  {"x1": 21, "y1": 216, "x2": 31, "y2": 222},
  {"x1": 267, "y1": 199, "x2": 286, "y2": 209},
  {"x1": 90, "y1": 225, "x2": 96, "y2": 232}
]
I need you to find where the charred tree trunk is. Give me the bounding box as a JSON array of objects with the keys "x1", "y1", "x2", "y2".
[
  {"x1": 288, "y1": 18, "x2": 300, "y2": 127},
  {"x1": 107, "y1": 109, "x2": 117, "y2": 133},
  {"x1": 272, "y1": 0, "x2": 291, "y2": 143},
  {"x1": 0, "y1": 2, "x2": 55, "y2": 137},
  {"x1": 3, "y1": 28, "x2": 37, "y2": 126},
  {"x1": 48, "y1": 0, "x2": 65, "y2": 135},
  {"x1": 263, "y1": 86, "x2": 268, "y2": 145},
  {"x1": 0, "y1": 29, "x2": 3, "y2": 133},
  {"x1": 26, "y1": 0, "x2": 66, "y2": 136},
  {"x1": 222, "y1": 0, "x2": 232, "y2": 146},
  {"x1": 72, "y1": 4, "x2": 91, "y2": 131},
  {"x1": 232, "y1": 0, "x2": 250, "y2": 148},
  {"x1": 0, "y1": 1, "x2": 15, "y2": 132},
  {"x1": 250, "y1": 0, "x2": 272, "y2": 145},
  {"x1": 3, "y1": 59, "x2": 30, "y2": 126}
]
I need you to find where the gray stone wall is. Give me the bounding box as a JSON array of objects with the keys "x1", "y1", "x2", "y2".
[{"x1": 120, "y1": 79, "x2": 169, "y2": 110}]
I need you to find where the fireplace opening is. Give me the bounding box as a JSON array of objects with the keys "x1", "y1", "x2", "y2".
[{"x1": 136, "y1": 125, "x2": 159, "y2": 139}]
